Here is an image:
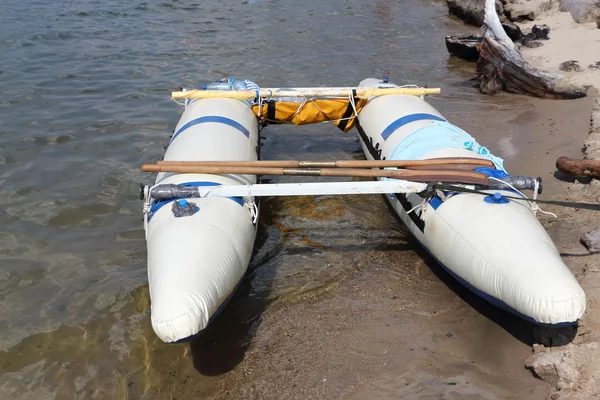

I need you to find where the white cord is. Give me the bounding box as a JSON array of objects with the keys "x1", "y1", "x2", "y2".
[
  {"x1": 172, "y1": 98, "x2": 186, "y2": 107},
  {"x1": 488, "y1": 177, "x2": 557, "y2": 218},
  {"x1": 244, "y1": 184, "x2": 259, "y2": 224},
  {"x1": 348, "y1": 93, "x2": 359, "y2": 119},
  {"x1": 142, "y1": 185, "x2": 152, "y2": 240},
  {"x1": 406, "y1": 203, "x2": 422, "y2": 215},
  {"x1": 405, "y1": 197, "x2": 428, "y2": 221}
]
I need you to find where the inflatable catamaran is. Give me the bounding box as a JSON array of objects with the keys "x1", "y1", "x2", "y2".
[{"x1": 140, "y1": 77, "x2": 586, "y2": 343}]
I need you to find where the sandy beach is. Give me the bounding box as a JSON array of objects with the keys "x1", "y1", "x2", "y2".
[{"x1": 451, "y1": 0, "x2": 600, "y2": 398}]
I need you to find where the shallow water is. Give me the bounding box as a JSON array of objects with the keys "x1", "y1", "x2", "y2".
[{"x1": 0, "y1": 0, "x2": 563, "y2": 398}]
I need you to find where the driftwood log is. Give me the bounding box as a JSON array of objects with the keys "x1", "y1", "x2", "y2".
[
  {"x1": 445, "y1": 23, "x2": 550, "y2": 62},
  {"x1": 476, "y1": 0, "x2": 587, "y2": 99},
  {"x1": 447, "y1": 0, "x2": 505, "y2": 26},
  {"x1": 556, "y1": 156, "x2": 600, "y2": 178},
  {"x1": 445, "y1": 35, "x2": 482, "y2": 61}
]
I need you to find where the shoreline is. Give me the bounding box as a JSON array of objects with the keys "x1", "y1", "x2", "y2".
[
  {"x1": 475, "y1": 0, "x2": 600, "y2": 398},
  {"x1": 516, "y1": 1, "x2": 600, "y2": 398}
]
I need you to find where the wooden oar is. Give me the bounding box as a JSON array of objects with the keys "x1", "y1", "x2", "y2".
[
  {"x1": 171, "y1": 87, "x2": 441, "y2": 100},
  {"x1": 140, "y1": 164, "x2": 489, "y2": 185},
  {"x1": 154, "y1": 157, "x2": 495, "y2": 169}
]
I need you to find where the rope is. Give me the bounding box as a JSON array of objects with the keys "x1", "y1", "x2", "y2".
[
  {"x1": 420, "y1": 183, "x2": 600, "y2": 212},
  {"x1": 172, "y1": 98, "x2": 186, "y2": 107},
  {"x1": 256, "y1": 94, "x2": 263, "y2": 120},
  {"x1": 348, "y1": 93, "x2": 359, "y2": 119},
  {"x1": 488, "y1": 177, "x2": 557, "y2": 218},
  {"x1": 289, "y1": 98, "x2": 308, "y2": 120},
  {"x1": 245, "y1": 184, "x2": 259, "y2": 224}
]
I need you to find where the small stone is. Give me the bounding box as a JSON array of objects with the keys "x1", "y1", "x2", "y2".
[
  {"x1": 581, "y1": 227, "x2": 600, "y2": 252},
  {"x1": 588, "y1": 62, "x2": 600, "y2": 71},
  {"x1": 530, "y1": 24, "x2": 550, "y2": 40},
  {"x1": 522, "y1": 41, "x2": 543, "y2": 48},
  {"x1": 513, "y1": 12, "x2": 535, "y2": 22},
  {"x1": 446, "y1": 332, "x2": 453, "y2": 338},
  {"x1": 559, "y1": 60, "x2": 583, "y2": 72}
]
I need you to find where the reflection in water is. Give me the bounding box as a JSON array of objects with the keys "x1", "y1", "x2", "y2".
[{"x1": 375, "y1": 0, "x2": 394, "y2": 27}]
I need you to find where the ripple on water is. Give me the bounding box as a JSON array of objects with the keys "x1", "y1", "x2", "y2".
[
  {"x1": 20, "y1": 135, "x2": 75, "y2": 146},
  {"x1": 0, "y1": 250, "x2": 147, "y2": 352},
  {"x1": 49, "y1": 203, "x2": 120, "y2": 228},
  {"x1": 0, "y1": 291, "x2": 195, "y2": 399},
  {"x1": 0, "y1": 231, "x2": 48, "y2": 258},
  {"x1": 5, "y1": 198, "x2": 120, "y2": 228},
  {"x1": 116, "y1": 229, "x2": 145, "y2": 242}
]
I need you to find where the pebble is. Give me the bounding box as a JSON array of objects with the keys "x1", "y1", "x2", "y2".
[{"x1": 580, "y1": 228, "x2": 600, "y2": 252}]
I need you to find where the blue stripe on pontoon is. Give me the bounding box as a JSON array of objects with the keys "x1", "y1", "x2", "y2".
[
  {"x1": 380, "y1": 113, "x2": 446, "y2": 140},
  {"x1": 171, "y1": 116, "x2": 250, "y2": 143}
]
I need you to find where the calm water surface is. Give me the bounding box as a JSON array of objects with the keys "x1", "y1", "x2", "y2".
[{"x1": 0, "y1": 0, "x2": 535, "y2": 398}]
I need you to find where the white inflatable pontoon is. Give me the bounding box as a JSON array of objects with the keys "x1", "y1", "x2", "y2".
[
  {"x1": 354, "y1": 77, "x2": 586, "y2": 325},
  {"x1": 145, "y1": 96, "x2": 259, "y2": 343}
]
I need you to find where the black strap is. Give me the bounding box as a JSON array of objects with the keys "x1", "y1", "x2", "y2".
[
  {"x1": 421, "y1": 183, "x2": 600, "y2": 212},
  {"x1": 267, "y1": 101, "x2": 277, "y2": 122},
  {"x1": 336, "y1": 94, "x2": 360, "y2": 132}
]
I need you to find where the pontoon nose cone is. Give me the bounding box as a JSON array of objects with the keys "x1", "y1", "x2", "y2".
[{"x1": 151, "y1": 292, "x2": 211, "y2": 343}]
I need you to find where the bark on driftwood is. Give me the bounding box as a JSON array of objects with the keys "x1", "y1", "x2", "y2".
[
  {"x1": 445, "y1": 35, "x2": 482, "y2": 61},
  {"x1": 556, "y1": 156, "x2": 600, "y2": 178},
  {"x1": 447, "y1": 0, "x2": 505, "y2": 26},
  {"x1": 476, "y1": 0, "x2": 587, "y2": 99},
  {"x1": 445, "y1": 23, "x2": 549, "y2": 62}
]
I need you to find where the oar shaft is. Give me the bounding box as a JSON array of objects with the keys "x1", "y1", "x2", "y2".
[
  {"x1": 155, "y1": 157, "x2": 494, "y2": 169},
  {"x1": 140, "y1": 164, "x2": 488, "y2": 184},
  {"x1": 171, "y1": 87, "x2": 441, "y2": 100}
]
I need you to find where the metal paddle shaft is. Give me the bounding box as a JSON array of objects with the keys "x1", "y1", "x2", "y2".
[{"x1": 147, "y1": 180, "x2": 429, "y2": 200}]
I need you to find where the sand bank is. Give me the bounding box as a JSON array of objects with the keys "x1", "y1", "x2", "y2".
[{"x1": 500, "y1": 1, "x2": 600, "y2": 398}]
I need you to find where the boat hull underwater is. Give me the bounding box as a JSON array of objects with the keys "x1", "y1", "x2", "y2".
[
  {"x1": 355, "y1": 77, "x2": 586, "y2": 325},
  {"x1": 145, "y1": 97, "x2": 259, "y2": 343}
]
